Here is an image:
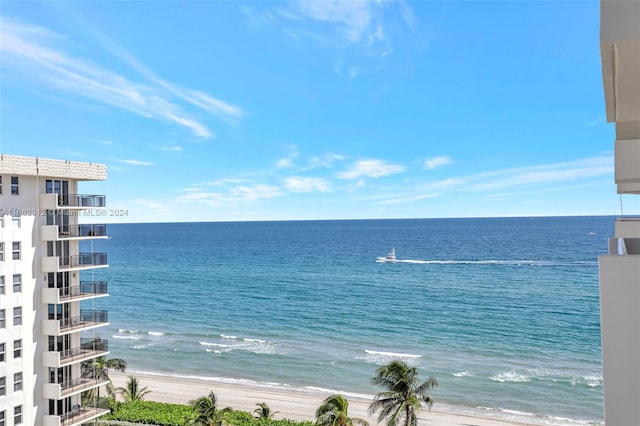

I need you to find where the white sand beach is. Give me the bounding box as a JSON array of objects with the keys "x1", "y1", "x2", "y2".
[{"x1": 110, "y1": 371, "x2": 536, "y2": 426}]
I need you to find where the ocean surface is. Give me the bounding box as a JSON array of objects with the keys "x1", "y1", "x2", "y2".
[{"x1": 82, "y1": 217, "x2": 609, "y2": 425}]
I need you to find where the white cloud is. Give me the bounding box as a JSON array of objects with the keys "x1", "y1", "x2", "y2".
[
  {"x1": 120, "y1": 159, "x2": 154, "y2": 166},
  {"x1": 377, "y1": 192, "x2": 440, "y2": 205},
  {"x1": 469, "y1": 155, "x2": 613, "y2": 191},
  {"x1": 284, "y1": 176, "x2": 331, "y2": 193},
  {"x1": 337, "y1": 159, "x2": 405, "y2": 180},
  {"x1": 365, "y1": 155, "x2": 612, "y2": 207},
  {"x1": 423, "y1": 156, "x2": 452, "y2": 170},
  {"x1": 307, "y1": 152, "x2": 345, "y2": 169},
  {"x1": 231, "y1": 184, "x2": 281, "y2": 200},
  {"x1": 0, "y1": 17, "x2": 243, "y2": 138},
  {"x1": 131, "y1": 198, "x2": 175, "y2": 217},
  {"x1": 275, "y1": 1, "x2": 413, "y2": 77},
  {"x1": 174, "y1": 191, "x2": 230, "y2": 207},
  {"x1": 208, "y1": 178, "x2": 249, "y2": 186},
  {"x1": 158, "y1": 146, "x2": 183, "y2": 152},
  {"x1": 294, "y1": 1, "x2": 373, "y2": 43},
  {"x1": 586, "y1": 116, "x2": 605, "y2": 126},
  {"x1": 277, "y1": 157, "x2": 295, "y2": 168}
]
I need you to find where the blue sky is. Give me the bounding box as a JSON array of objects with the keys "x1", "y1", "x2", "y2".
[{"x1": 1, "y1": 1, "x2": 633, "y2": 223}]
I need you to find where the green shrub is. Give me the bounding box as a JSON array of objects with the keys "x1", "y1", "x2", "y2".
[
  {"x1": 222, "y1": 410, "x2": 314, "y2": 426},
  {"x1": 105, "y1": 399, "x2": 315, "y2": 426},
  {"x1": 103, "y1": 400, "x2": 193, "y2": 426}
]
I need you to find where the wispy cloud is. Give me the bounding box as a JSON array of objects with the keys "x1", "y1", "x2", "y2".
[
  {"x1": 208, "y1": 178, "x2": 250, "y2": 186},
  {"x1": 378, "y1": 192, "x2": 440, "y2": 205},
  {"x1": 131, "y1": 198, "x2": 175, "y2": 217},
  {"x1": 284, "y1": 176, "x2": 331, "y2": 193},
  {"x1": 586, "y1": 116, "x2": 605, "y2": 126},
  {"x1": 364, "y1": 155, "x2": 612, "y2": 206},
  {"x1": 270, "y1": 0, "x2": 414, "y2": 76},
  {"x1": 100, "y1": 140, "x2": 115, "y2": 145},
  {"x1": 468, "y1": 156, "x2": 612, "y2": 191},
  {"x1": 277, "y1": 157, "x2": 296, "y2": 169},
  {"x1": 306, "y1": 152, "x2": 345, "y2": 169},
  {"x1": 423, "y1": 156, "x2": 452, "y2": 170},
  {"x1": 293, "y1": 1, "x2": 374, "y2": 44},
  {"x1": 176, "y1": 183, "x2": 282, "y2": 207},
  {"x1": 120, "y1": 159, "x2": 154, "y2": 166},
  {"x1": 337, "y1": 159, "x2": 405, "y2": 180},
  {"x1": 0, "y1": 17, "x2": 243, "y2": 138},
  {"x1": 158, "y1": 145, "x2": 183, "y2": 152},
  {"x1": 277, "y1": 150, "x2": 345, "y2": 172},
  {"x1": 232, "y1": 184, "x2": 282, "y2": 200}
]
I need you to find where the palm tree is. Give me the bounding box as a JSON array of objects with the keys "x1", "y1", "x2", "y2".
[
  {"x1": 254, "y1": 402, "x2": 278, "y2": 419},
  {"x1": 81, "y1": 352, "x2": 127, "y2": 401},
  {"x1": 316, "y1": 394, "x2": 369, "y2": 426},
  {"x1": 116, "y1": 375, "x2": 150, "y2": 402},
  {"x1": 188, "y1": 391, "x2": 231, "y2": 426},
  {"x1": 369, "y1": 360, "x2": 438, "y2": 426}
]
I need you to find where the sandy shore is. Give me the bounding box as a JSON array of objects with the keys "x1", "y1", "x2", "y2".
[{"x1": 110, "y1": 371, "x2": 536, "y2": 425}]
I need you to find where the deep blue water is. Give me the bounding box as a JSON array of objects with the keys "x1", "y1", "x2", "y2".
[{"x1": 81, "y1": 216, "x2": 610, "y2": 425}]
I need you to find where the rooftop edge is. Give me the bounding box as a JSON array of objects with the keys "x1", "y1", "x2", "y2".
[{"x1": 0, "y1": 154, "x2": 107, "y2": 181}]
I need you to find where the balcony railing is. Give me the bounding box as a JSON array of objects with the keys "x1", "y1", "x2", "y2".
[
  {"x1": 55, "y1": 339, "x2": 109, "y2": 364},
  {"x1": 59, "y1": 194, "x2": 106, "y2": 208},
  {"x1": 59, "y1": 253, "x2": 108, "y2": 269},
  {"x1": 43, "y1": 399, "x2": 110, "y2": 426},
  {"x1": 60, "y1": 400, "x2": 110, "y2": 426},
  {"x1": 58, "y1": 224, "x2": 107, "y2": 238},
  {"x1": 58, "y1": 310, "x2": 108, "y2": 331},
  {"x1": 58, "y1": 282, "x2": 108, "y2": 300}
]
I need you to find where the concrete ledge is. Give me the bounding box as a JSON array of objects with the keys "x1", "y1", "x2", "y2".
[{"x1": 0, "y1": 154, "x2": 106, "y2": 181}]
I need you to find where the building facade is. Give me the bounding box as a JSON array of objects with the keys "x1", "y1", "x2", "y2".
[
  {"x1": 598, "y1": 1, "x2": 640, "y2": 424},
  {"x1": 0, "y1": 154, "x2": 110, "y2": 425}
]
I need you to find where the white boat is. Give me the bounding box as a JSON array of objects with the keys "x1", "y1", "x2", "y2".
[{"x1": 377, "y1": 248, "x2": 398, "y2": 263}]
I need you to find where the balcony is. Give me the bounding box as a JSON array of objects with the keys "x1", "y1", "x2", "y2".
[
  {"x1": 41, "y1": 224, "x2": 108, "y2": 241},
  {"x1": 43, "y1": 402, "x2": 110, "y2": 426},
  {"x1": 42, "y1": 281, "x2": 108, "y2": 304},
  {"x1": 40, "y1": 193, "x2": 106, "y2": 210},
  {"x1": 41, "y1": 253, "x2": 108, "y2": 273},
  {"x1": 42, "y1": 376, "x2": 109, "y2": 399},
  {"x1": 42, "y1": 338, "x2": 109, "y2": 368},
  {"x1": 42, "y1": 310, "x2": 109, "y2": 335},
  {"x1": 616, "y1": 217, "x2": 640, "y2": 238}
]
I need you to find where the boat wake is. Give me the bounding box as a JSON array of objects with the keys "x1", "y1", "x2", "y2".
[{"x1": 378, "y1": 259, "x2": 597, "y2": 267}]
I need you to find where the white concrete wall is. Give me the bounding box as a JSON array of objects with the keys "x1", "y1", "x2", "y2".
[
  {"x1": 600, "y1": 1, "x2": 640, "y2": 425},
  {"x1": 0, "y1": 178, "x2": 40, "y2": 425},
  {"x1": 0, "y1": 159, "x2": 107, "y2": 425}
]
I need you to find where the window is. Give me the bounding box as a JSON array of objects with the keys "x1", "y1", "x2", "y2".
[
  {"x1": 13, "y1": 307, "x2": 21, "y2": 326},
  {"x1": 0, "y1": 277, "x2": 4, "y2": 295},
  {"x1": 0, "y1": 176, "x2": 2, "y2": 194},
  {"x1": 12, "y1": 274, "x2": 21, "y2": 293},
  {"x1": 0, "y1": 343, "x2": 4, "y2": 362},
  {"x1": 12, "y1": 242, "x2": 20, "y2": 260},
  {"x1": 0, "y1": 243, "x2": 3, "y2": 261},
  {"x1": 0, "y1": 310, "x2": 4, "y2": 328},
  {"x1": 12, "y1": 216, "x2": 20, "y2": 228},
  {"x1": 0, "y1": 377, "x2": 5, "y2": 396},
  {"x1": 11, "y1": 176, "x2": 18, "y2": 195},
  {"x1": 0, "y1": 410, "x2": 5, "y2": 426},
  {"x1": 13, "y1": 340, "x2": 21, "y2": 359},
  {"x1": 13, "y1": 372, "x2": 22, "y2": 392},
  {"x1": 13, "y1": 406, "x2": 21, "y2": 425}
]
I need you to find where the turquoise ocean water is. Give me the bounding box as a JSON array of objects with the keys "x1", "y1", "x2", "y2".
[{"x1": 82, "y1": 217, "x2": 608, "y2": 425}]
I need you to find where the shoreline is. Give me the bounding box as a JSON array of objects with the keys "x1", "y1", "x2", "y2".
[{"x1": 110, "y1": 371, "x2": 542, "y2": 426}]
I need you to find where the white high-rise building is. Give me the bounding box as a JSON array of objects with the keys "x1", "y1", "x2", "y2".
[
  {"x1": 0, "y1": 154, "x2": 110, "y2": 425},
  {"x1": 598, "y1": 1, "x2": 640, "y2": 425}
]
